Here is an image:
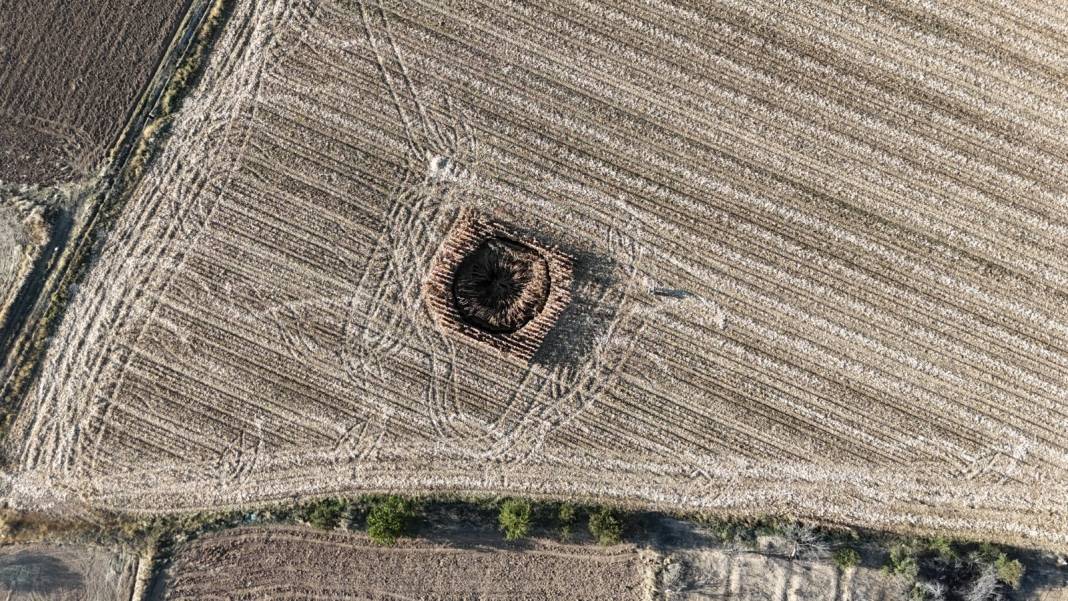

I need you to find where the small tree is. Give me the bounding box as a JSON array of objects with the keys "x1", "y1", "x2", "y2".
[
  {"x1": 588, "y1": 508, "x2": 623, "y2": 545},
  {"x1": 366, "y1": 496, "x2": 413, "y2": 545},
  {"x1": 498, "y1": 499, "x2": 532, "y2": 541},
  {"x1": 557, "y1": 503, "x2": 577, "y2": 541},
  {"x1": 833, "y1": 547, "x2": 861, "y2": 570}
]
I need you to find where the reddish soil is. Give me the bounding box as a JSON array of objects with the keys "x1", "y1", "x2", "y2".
[{"x1": 0, "y1": 0, "x2": 191, "y2": 185}]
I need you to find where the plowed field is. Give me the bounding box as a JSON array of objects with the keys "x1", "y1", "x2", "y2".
[
  {"x1": 0, "y1": 0, "x2": 190, "y2": 185},
  {"x1": 153, "y1": 525, "x2": 648, "y2": 600}
]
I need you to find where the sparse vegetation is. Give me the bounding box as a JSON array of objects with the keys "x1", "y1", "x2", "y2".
[
  {"x1": 498, "y1": 498, "x2": 533, "y2": 541},
  {"x1": 781, "y1": 522, "x2": 830, "y2": 560},
  {"x1": 126, "y1": 0, "x2": 229, "y2": 183},
  {"x1": 300, "y1": 497, "x2": 348, "y2": 531},
  {"x1": 366, "y1": 496, "x2": 414, "y2": 546},
  {"x1": 881, "y1": 538, "x2": 1027, "y2": 601}
]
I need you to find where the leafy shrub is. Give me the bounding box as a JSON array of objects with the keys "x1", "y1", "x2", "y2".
[
  {"x1": 498, "y1": 499, "x2": 532, "y2": 541},
  {"x1": 833, "y1": 547, "x2": 861, "y2": 569},
  {"x1": 972, "y1": 543, "x2": 1024, "y2": 589},
  {"x1": 926, "y1": 537, "x2": 958, "y2": 562},
  {"x1": 994, "y1": 554, "x2": 1024, "y2": 589},
  {"x1": 301, "y1": 498, "x2": 348, "y2": 530},
  {"x1": 366, "y1": 496, "x2": 414, "y2": 545},
  {"x1": 886, "y1": 544, "x2": 920, "y2": 581},
  {"x1": 557, "y1": 503, "x2": 576, "y2": 540},
  {"x1": 588, "y1": 508, "x2": 623, "y2": 545},
  {"x1": 704, "y1": 518, "x2": 756, "y2": 547}
]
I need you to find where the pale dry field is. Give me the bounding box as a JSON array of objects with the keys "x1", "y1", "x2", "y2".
[
  {"x1": 0, "y1": 543, "x2": 138, "y2": 601},
  {"x1": 153, "y1": 525, "x2": 649, "y2": 600},
  {"x1": 7, "y1": 0, "x2": 1068, "y2": 551},
  {"x1": 0, "y1": 198, "x2": 47, "y2": 328},
  {"x1": 660, "y1": 548, "x2": 906, "y2": 601}
]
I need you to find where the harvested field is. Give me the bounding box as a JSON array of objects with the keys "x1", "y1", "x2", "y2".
[
  {"x1": 153, "y1": 524, "x2": 648, "y2": 600},
  {"x1": 0, "y1": 543, "x2": 138, "y2": 600},
  {"x1": 7, "y1": 0, "x2": 1068, "y2": 552},
  {"x1": 0, "y1": 0, "x2": 191, "y2": 185}
]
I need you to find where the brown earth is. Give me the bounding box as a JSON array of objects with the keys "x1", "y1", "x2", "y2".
[
  {"x1": 0, "y1": 0, "x2": 191, "y2": 185},
  {"x1": 153, "y1": 525, "x2": 650, "y2": 600},
  {"x1": 0, "y1": 543, "x2": 137, "y2": 601},
  {"x1": 6, "y1": 0, "x2": 1068, "y2": 553}
]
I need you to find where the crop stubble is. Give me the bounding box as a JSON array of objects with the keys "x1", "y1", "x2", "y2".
[{"x1": 6, "y1": 0, "x2": 1068, "y2": 550}]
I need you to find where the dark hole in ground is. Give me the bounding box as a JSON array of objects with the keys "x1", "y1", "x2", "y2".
[{"x1": 451, "y1": 237, "x2": 550, "y2": 334}]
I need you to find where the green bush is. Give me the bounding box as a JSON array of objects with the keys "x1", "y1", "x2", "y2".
[
  {"x1": 301, "y1": 498, "x2": 348, "y2": 530},
  {"x1": 366, "y1": 496, "x2": 414, "y2": 545},
  {"x1": 588, "y1": 508, "x2": 623, "y2": 545},
  {"x1": 833, "y1": 547, "x2": 861, "y2": 569},
  {"x1": 885, "y1": 544, "x2": 919, "y2": 581},
  {"x1": 498, "y1": 499, "x2": 532, "y2": 541},
  {"x1": 994, "y1": 554, "x2": 1025, "y2": 589},
  {"x1": 557, "y1": 503, "x2": 577, "y2": 540},
  {"x1": 703, "y1": 518, "x2": 756, "y2": 547},
  {"x1": 925, "y1": 537, "x2": 957, "y2": 561}
]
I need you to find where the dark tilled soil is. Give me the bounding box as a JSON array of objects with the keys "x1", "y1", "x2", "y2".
[{"x1": 0, "y1": 0, "x2": 191, "y2": 185}]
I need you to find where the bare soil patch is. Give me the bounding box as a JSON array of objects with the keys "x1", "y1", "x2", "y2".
[
  {"x1": 660, "y1": 547, "x2": 907, "y2": 600},
  {"x1": 7, "y1": 0, "x2": 1068, "y2": 552},
  {"x1": 0, "y1": 543, "x2": 137, "y2": 601},
  {"x1": 0, "y1": 0, "x2": 191, "y2": 185},
  {"x1": 0, "y1": 199, "x2": 48, "y2": 330},
  {"x1": 153, "y1": 524, "x2": 648, "y2": 600}
]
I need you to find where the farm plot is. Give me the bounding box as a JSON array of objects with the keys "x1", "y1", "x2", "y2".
[
  {"x1": 0, "y1": 543, "x2": 138, "y2": 601},
  {"x1": 152, "y1": 524, "x2": 648, "y2": 600},
  {"x1": 7, "y1": 0, "x2": 1068, "y2": 551},
  {"x1": 0, "y1": 0, "x2": 190, "y2": 185}
]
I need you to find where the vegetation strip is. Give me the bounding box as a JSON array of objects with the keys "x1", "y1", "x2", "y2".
[{"x1": 0, "y1": 497, "x2": 1045, "y2": 600}]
